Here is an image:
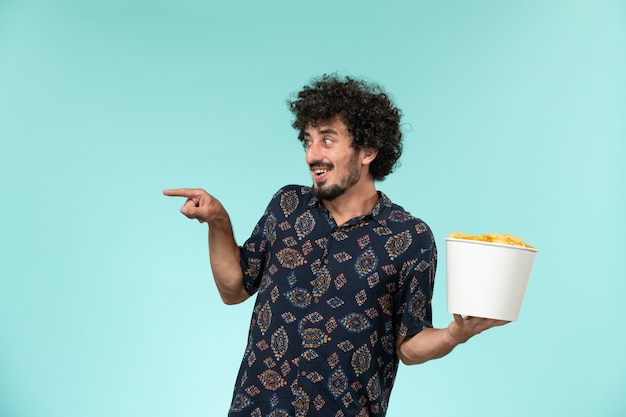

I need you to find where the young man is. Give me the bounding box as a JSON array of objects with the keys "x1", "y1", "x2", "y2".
[{"x1": 164, "y1": 75, "x2": 507, "y2": 417}]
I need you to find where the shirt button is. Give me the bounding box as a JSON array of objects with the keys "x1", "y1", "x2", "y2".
[
  {"x1": 323, "y1": 259, "x2": 329, "y2": 265},
  {"x1": 300, "y1": 371, "x2": 306, "y2": 376}
]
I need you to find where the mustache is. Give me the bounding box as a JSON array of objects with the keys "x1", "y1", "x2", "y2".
[{"x1": 309, "y1": 161, "x2": 334, "y2": 169}]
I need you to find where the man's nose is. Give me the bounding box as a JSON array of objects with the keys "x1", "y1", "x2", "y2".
[{"x1": 305, "y1": 142, "x2": 323, "y2": 164}]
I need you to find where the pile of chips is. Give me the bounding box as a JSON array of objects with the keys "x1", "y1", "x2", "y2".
[{"x1": 448, "y1": 232, "x2": 535, "y2": 248}]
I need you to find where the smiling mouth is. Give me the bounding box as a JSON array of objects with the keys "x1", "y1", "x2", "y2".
[{"x1": 310, "y1": 164, "x2": 333, "y2": 178}]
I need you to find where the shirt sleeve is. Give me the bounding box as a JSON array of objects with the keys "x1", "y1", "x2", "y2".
[
  {"x1": 238, "y1": 187, "x2": 285, "y2": 296},
  {"x1": 394, "y1": 221, "x2": 438, "y2": 338}
]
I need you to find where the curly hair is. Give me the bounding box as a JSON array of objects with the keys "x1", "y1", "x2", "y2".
[{"x1": 288, "y1": 74, "x2": 403, "y2": 181}]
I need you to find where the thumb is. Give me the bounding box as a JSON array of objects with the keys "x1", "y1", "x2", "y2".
[
  {"x1": 180, "y1": 200, "x2": 200, "y2": 218},
  {"x1": 181, "y1": 205, "x2": 207, "y2": 223}
]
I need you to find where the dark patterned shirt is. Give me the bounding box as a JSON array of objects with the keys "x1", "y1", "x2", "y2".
[{"x1": 228, "y1": 185, "x2": 437, "y2": 417}]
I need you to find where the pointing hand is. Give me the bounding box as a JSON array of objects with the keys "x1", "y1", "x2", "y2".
[{"x1": 163, "y1": 188, "x2": 225, "y2": 224}]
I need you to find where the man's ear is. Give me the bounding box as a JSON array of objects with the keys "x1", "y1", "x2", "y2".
[{"x1": 361, "y1": 148, "x2": 378, "y2": 165}]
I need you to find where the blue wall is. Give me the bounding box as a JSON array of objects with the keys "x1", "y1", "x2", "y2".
[{"x1": 1, "y1": 1, "x2": 625, "y2": 416}]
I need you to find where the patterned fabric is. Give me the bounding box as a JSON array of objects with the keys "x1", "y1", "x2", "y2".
[{"x1": 229, "y1": 185, "x2": 437, "y2": 417}]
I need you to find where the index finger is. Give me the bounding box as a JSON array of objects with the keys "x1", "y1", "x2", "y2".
[{"x1": 163, "y1": 188, "x2": 196, "y2": 197}]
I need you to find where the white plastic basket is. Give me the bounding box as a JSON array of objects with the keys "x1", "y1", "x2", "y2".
[{"x1": 445, "y1": 238, "x2": 538, "y2": 321}]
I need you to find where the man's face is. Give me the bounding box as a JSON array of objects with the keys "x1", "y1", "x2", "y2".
[{"x1": 304, "y1": 118, "x2": 363, "y2": 201}]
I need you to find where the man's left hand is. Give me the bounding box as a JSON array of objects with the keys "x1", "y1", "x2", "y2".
[{"x1": 447, "y1": 314, "x2": 510, "y2": 344}]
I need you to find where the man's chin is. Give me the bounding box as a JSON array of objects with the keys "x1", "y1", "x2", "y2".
[{"x1": 312, "y1": 184, "x2": 345, "y2": 201}]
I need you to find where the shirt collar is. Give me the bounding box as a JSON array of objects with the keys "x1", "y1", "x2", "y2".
[{"x1": 306, "y1": 187, "x2": 393, "y2": 226}]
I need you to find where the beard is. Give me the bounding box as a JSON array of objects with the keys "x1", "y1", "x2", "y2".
[
  {"x1": 312, "y1": 153, "x2": 361, "y2": 201},
  {"x1": 312, "y1": 183, "x2": 350, "y2": 201}
]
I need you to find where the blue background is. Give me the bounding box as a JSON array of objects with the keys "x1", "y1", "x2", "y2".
[{"x1": 1, "y1": 0, "x2": 625, "y2": 416}]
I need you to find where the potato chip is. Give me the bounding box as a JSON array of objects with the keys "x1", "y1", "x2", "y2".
[{"x1": 448, "y1": 232, "x2": 535, "y2": 248}]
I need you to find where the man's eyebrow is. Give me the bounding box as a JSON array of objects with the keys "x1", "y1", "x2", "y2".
[{"x1": 303, "y1": 127, "x2": 339, "y2": 136}]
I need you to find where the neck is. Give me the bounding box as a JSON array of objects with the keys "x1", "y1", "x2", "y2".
[{"x1": 321, "y1": 181, "x2": 379, "y2": 226}]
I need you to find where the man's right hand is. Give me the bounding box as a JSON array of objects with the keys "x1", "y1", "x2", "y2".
[
  {"x1": 163, "y1": 188, "x2": 225, "y2": 224},
  {"x1": 164, "y1": 187, "x2": 248, "y2": 304}
]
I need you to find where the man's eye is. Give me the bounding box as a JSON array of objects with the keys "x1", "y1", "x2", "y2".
[{"x1": 323, "y1": 138, "x2": 332, "y2": 145}]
